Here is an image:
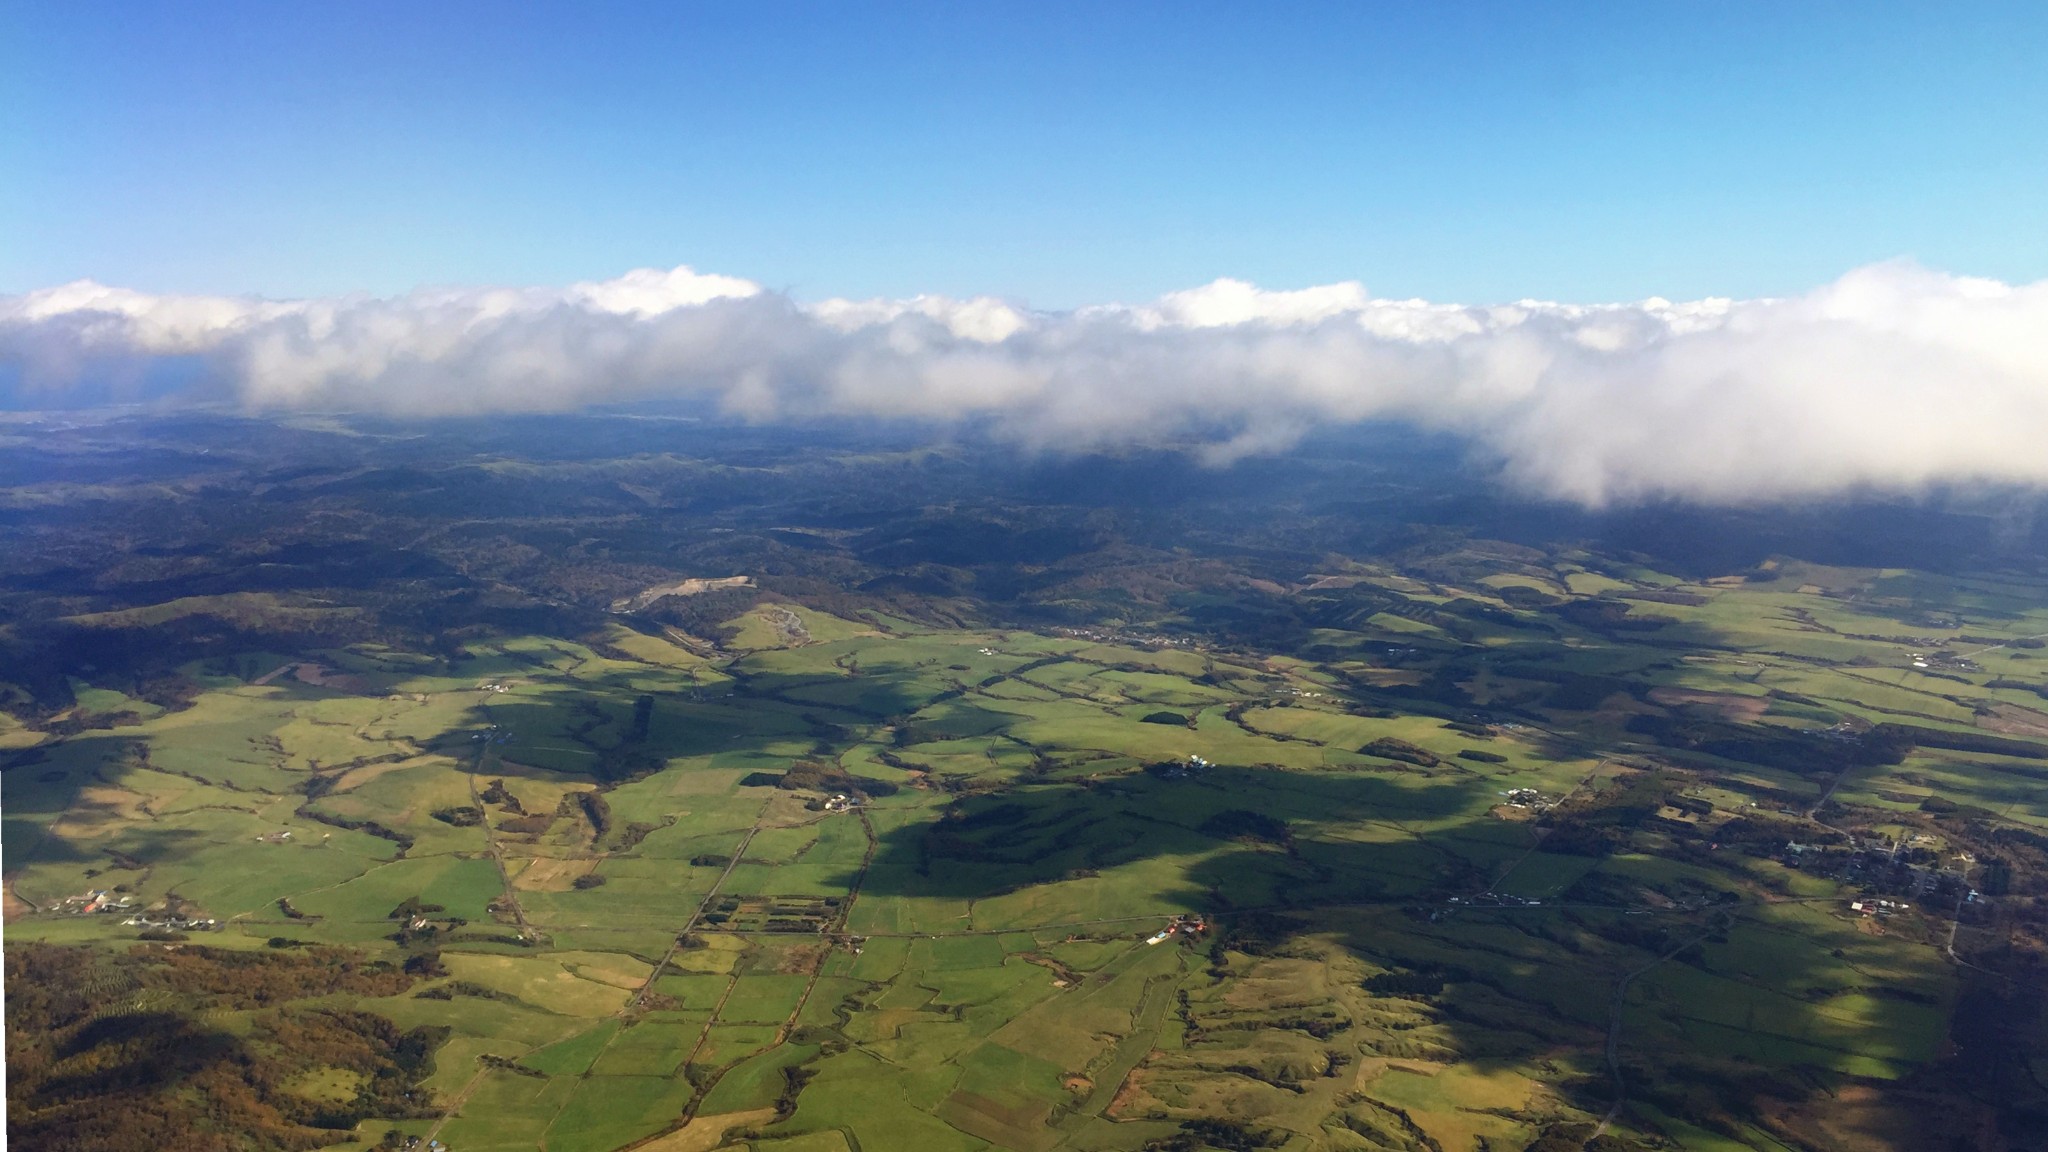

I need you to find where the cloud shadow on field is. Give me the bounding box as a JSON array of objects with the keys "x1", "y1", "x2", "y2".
[{"x1": 845, "y1": 764, "x2": 1469, "y2": 910}]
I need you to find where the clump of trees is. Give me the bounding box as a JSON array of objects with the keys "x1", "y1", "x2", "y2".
[
  {"x1": 479, "y1": 778, "x2": 525, "y2": 813},
  {"x1": 609, "y1": 820, "x2": 662, "y2": 852},
  {"x1": 1361, "y1": 966, "x2": 1452, "y2": 998},
  {"x1": 148, "y1": 943, "x2": 416, "y2": 1007},
  {"x1": 563, "y1": 790, "x2": 611, "y2": 837},
  {"x1": 740, "y1": 761, "x2": 897, "y2": 797},
  {"x1": 387, "y1": 897, "x2": 444, "y2": 920},
  {"x1": 1360, "y1": 738, "x2": 1439, "y2": 767},
  {"x1": 1144, "y1": 1118, "x2": 1282, "y2": 1151},
  {"x1": 1538, "y1": 769, "x2": 1681, "y2": 858},
  {"x1": 1875, "y1": 722, "x2": 2048, "y2": 760},
  {"x1": 6, "y1": 942, "x2": 445, "y2": 1152}
]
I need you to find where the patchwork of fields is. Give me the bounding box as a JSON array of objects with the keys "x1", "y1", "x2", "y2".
[{"x1": 12, "y1": 560, "x2": 2048, "y2": 1152}]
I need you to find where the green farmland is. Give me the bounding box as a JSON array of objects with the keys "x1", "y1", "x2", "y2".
[{"x1": 11, "y1": 555, "x2": 2048, "y2": 1152}]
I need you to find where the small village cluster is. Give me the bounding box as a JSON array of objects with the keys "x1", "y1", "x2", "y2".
[
  {"x1": 1447, "y1": 893, "x2": 1545, "y2": 908},
  {"x1": 53, "y1": 889, "x2": 220, "y2": 931},
  {"x1": 1907, "y1": 651, "x2": 1979, "y2": 673},
  {"x1": 1780, "y1": 835, "x2": 1973, "y2": 898},
  {"x1": 1050, "y1": 625, "x2": 1197, "y2": 648}
]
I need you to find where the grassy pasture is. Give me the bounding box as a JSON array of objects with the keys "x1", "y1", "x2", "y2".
[
  {"x1": 590, "y1": 1015, "x2": 702, "y2": 1075},
  {"x1": 432, "y1": 1072, "x2": 580, "y2": 1152},
  {"x1": 523, "y1": 1019, "x2": 622, "y2": 1075},
  {"x1": 445, "y1": 954, "x2": 638, "y2": 1018},
  {"x1": 291, "y1": 853, "x2": 505, "y2": 923},
  {"x1": 719, "y1": 974, "x2": 812, "y2": 1022},
  {"x1": 699, "y1": 1040, "x2": 823, "y2": 1114},
  {"x1": 545, "y1": 1074, "x2": 696, "y2": 1152}
]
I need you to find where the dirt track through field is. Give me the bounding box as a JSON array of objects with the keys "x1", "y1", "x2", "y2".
[
  {"x1": 1593, "y1": 911, "x2": 1733, "y2": 1139},
  {"x1": 625, "y1": 793, "x2": 778, "y2": 1016},
  {"x1": 1485, "y1": 759, "x2": 1607, "y2": 895},
  {"x1": 468, "y1": 740, "x2": 534, "y2": 939}
]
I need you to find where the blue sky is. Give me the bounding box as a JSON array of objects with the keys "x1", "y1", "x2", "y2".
[{"x1": 5, "y1": 2, "x2": 2046, "y2": 306}]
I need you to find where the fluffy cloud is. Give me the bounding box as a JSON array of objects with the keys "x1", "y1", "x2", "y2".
[{"x1": 5, "y1": 261, "x2": 2047, "y2": 506}]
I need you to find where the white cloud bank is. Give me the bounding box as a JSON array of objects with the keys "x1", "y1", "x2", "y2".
[{"x1": 6, "y1": 261, "x2": 2048, "y2": 507}]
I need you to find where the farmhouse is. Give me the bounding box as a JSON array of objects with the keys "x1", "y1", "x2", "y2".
[
  {"x1": 1144, "y1": 913, "x2": 1209, "y2": 944},
  {"x1": 54, "y1": 889, "x2": 137, "y2": 915}
]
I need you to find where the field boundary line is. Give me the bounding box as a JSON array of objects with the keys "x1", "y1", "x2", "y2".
[
  {"x1": 625, "y1": 793, "x2": 778, "y2": 1016},
  {"x1": 600, "y1": 794, "x2": 786, "y2": 1147},
  {"x1": 467, "y1": 739, "x2": 534, "y2": 941}
]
